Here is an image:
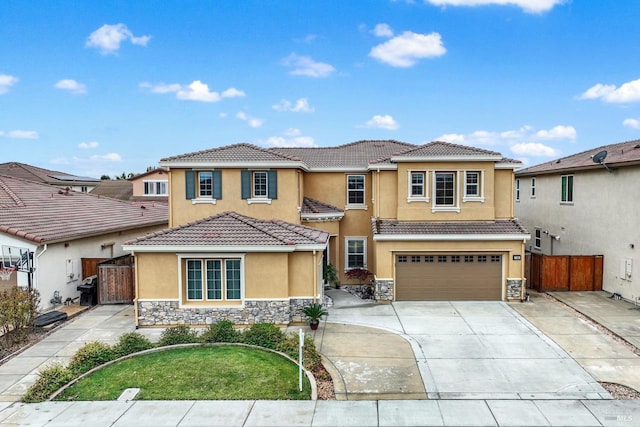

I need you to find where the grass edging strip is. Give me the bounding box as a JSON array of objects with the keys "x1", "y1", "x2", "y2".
[{"x1": 49, "y1": 342, "x2": 317, "y2": 401}]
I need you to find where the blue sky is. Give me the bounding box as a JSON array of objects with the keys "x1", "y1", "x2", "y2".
[{"x1": 2, "y1": 0, "x2": 640, "y2": 178}]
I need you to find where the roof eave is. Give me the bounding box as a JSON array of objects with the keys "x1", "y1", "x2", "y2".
[
  {"x1": 160, "y1": 161, "x2": 308, "y2": 170},
  {"x1": 301, "y1": 213, "x2": 345, "y2": 221},
  {"x1": 373, "y1": 233, "x2": 531, "y2": 241},
  {"x1": 390, "y1": 155, "x2": 504, "y2": 163}
]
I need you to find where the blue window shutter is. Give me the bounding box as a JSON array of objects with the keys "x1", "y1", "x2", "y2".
[
  {"x1": 212, "y1": 170, "x2": 222, "y2": 199},
  {"x1": 268, "y1": 170, "x2": 277, "y2": 199},
  {"x1": 185, "y1": 171, "x2": 195, "y2": 199},
  {"x1": 241, "y1": 170, "x2": 251, "y2": 199}
]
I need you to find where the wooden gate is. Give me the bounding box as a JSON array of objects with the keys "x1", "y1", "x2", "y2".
[
  {"x1": 527, "y1": 253, "x2": 603, "y2": 292},
  {"x1": 97, "y1": 255, "x2": 135, "y2": 304}
]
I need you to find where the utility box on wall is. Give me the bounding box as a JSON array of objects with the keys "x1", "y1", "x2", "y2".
[
  {"x1": 620, "y1": 258, "x2": 633, "y2": 281},
  {"x1": 66, "y1": 259, "x2": 80, "y2": 283}
]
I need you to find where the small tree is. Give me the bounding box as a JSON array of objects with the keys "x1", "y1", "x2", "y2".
[
  {"x1": 345, "y1": 268, "x2": 372, "y2": 285},
  {"x1": 0, "y1": 287, "x2": 40, "y2": 346},
  {"x1": 323, "y1": 264, "x2": 340, "y2": 288}
]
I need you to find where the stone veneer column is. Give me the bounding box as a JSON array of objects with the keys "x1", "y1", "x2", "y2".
[
  {"x1": 506, "y1": 278, "x2": 524, "y2": 301},
  {"x1": 374, "y1": 278, "x2": 394, "y2": 302}
]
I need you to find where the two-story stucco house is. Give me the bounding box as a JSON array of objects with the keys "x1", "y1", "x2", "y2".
[
  {"x1": 515, "y1": 139, "x2": 640, "y2": 302},
  {"x1": 124, "y1": 140, "x2": 529, "y2": 327}
]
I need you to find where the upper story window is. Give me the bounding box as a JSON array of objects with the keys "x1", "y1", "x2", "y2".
[
  {"x1": 185, "y1": 171, "x2": 221, "y2": 203},
  {"x1": 433, "y1": 171, "x2": 460, "y2": 212},
  {"x1": 463, "y1": 171, "x2": 484, "y2": 202},
  {"x1": 515, "y1": 179, "x2": 520, "y2": 201},
  {"x1": 561, "y1": 175, "x2": 573, "y2": 203},
  {"x1": 345, "y1": 237, "x2": 366, "y2": 270},
  {"x1": 144, "y1": 180, "x2": 168, "y2": 196},
  {"x1": 81, "y1": 186, "x2": 88, "y2": 193},
  {"x1": 530, "y1": 177, "x2": 536, "y2": 198},
  {"x1": 346, "y1": 175, "x2": 365, "y2": 207},
  {"x1": 534, "y1": 228, "x2": 542, "y2": 250},
  {"x1": 241, "y1": 170, "x2": 277, "y2": 204},
  {"x1": 407, "y1": 171, "x2": 428, "y2": 202}
]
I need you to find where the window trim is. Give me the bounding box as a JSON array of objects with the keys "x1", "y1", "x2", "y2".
[
  {"x1": 515, "y1": 179, "x2": 520, "y2": 202},
  {"x1": 463, "y1": 170, "x2": 484, "y2": 202},
  {"x1": 534, "y1": 228, "x2": 542, "y2": 250},
  {"x1": 242, "y1": 169, "x2": 277, "y2": 204},
  {"x1": 346, "y1": 174, "x2": 367, "y2": 209},
  {"x1": 407, "y1": 170, "x2": 429, "y2": 203},
  {"x1": 345, "y1": 237, "x2": 367, "y2": 270},
  {"x1": 530, "y1": 177, "x2": 536, "y2": 198},
  {"x1": 144, "y1": 179, "x2": 168, "y2": 196},
  {"x1": 180, "y1": 254, "x2": 245, "y2": 305},
  {"x1": 432, "y1": 171, "x2": 460, "y2": 212},
  {"x1": 561, "y1": 175, "x2": 574, "y2": 204}
]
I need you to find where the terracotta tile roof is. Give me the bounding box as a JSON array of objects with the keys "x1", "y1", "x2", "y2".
[
  {"x1": 125, "y1": 211, "x2": 329, "y2": 249},
  {"x1": 372, "y1": 218, "x2": 529, "y2": 237},
  {"x1": 0, "y1": 174, "x2": 168, "y2": 244},
  {"x1": 0, "y1": 162, "x2": 99, "y2": 185},
  {"x1": 390, "y1": 141, "x2": 502, "y2": 159},
  {"x1": 271, "y1": 140, "x2": 416, "y2": 169},
  {"x1": 160, "y1": 143, "x2": 303, "y2": 165},
  {"x1": 89, "y1": 180, "x2": 133, "y2": 201},
  {"x1": 300, "y1": 197, "x2": 343, "y2": 215},
  {"x1": 516, "y1": 139, "x2": 640, "y2": 176}
]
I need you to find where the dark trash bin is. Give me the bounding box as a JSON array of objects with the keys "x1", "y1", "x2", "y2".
[{"x1": 77, "y1": 275, "x2": 98, "y2": 306}]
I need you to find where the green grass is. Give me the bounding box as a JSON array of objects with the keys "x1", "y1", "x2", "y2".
[{"x1": 56, "y1": 345, "x2": 311, "y2": 401}]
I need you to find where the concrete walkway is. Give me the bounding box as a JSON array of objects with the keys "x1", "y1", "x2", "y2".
[{"x1": 511, "y1": 291, "x2": 640, "y2": 393}]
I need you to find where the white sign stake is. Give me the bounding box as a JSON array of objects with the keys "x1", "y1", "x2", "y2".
[{"x1": 299, "y1": 328, "x2": 305, "y2": 391}]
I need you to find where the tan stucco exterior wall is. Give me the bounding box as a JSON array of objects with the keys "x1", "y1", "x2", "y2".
[
  {"x1": 135, "y1": 252, "x2": 179, "y2": 299},
  {"x1": 245, "y1": 253, "x2": 289, "y2": 299},
  {"x1": 288, "y1": 251, "x2": 318, "y2": 298},
  {"x1": 494, "y1": 169, "x2": 515, "y2": 219},
  {"x1": 168, "y1": 168, "x2": 301, "y2": 227}
]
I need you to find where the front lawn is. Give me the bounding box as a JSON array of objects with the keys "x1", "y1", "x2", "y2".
[{"x1": 56, "y1": 345, "x2": 311, "y2": 400}]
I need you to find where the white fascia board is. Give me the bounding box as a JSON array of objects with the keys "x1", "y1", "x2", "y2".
[
  {"x1": 304, "y1": 167, "x2": 369, "y2": 173},
  {"x1": 495, "y1": 163, "x2": 522, "y2": 170},
  {"x1": 391, "y1": 155, "x2": 503, "y2": 162},
  {"x1": 367, "y1": 164, "x2": 397, "y2": 171},
  {"x1": 160, "y1": 161, "x2": 307, "y2": 170},
  {"x1": 295, "y1": 244, "x2": 330, "y2": 251},
  {"x1": 122, "y1": 245, "x2": 296, "y2": 253},
  {"x1": 301, "y1": 213, "x2": 345, "y2": 221},
  {"x1": 373, "y1": 234, "x2": 531, "y2": 242}
]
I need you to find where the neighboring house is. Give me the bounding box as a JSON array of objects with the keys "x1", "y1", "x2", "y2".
[
  {"x1": 0, "y1": 162, "x2": 100, "y2": 193},
  {"x1": 129, "y1": 168, "x2": 169, "y2": 203},
  {"x1": 89, "y1": 180, "x2": 133, "y2": 201},
  {"x1": 124, "y1": 140, "x2": 529, "y2": 327},
  {"x1": 0, "y1": 174, "x2": 168, "y2": 310},
  {"x1": 515, "y1": 139, "x2": 640, "y2": 302}
]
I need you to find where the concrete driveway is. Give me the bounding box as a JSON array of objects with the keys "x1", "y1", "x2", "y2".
[{"x1": 322, "y1": 290, "x2": 608, "y2": 400}]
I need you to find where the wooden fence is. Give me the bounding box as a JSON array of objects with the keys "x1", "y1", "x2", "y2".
[
  {"x1": 97, "y1": 255, "x2": 135, "y2": 304},
  {"x1": 526, "y1": 253, "x2": 603, "y2": 292}
]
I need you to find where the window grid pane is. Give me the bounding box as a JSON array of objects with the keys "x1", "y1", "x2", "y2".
[
  {"x1": 347, "y1": 239, "x2": 365, "y2": 268},
  {"x1": 347, "y1": 176, "x2": 365, "y2": 204},
  {"x1": 466, "y1": 172, "x2": 479, "y2": 196},
  {"x1": 206, "y1": 260, "x2": 222, "y2": 300},
  {"x1": 411, "y1": 173, "x2": 424, "y2": 196},
  {"x1": 199, "y1": 172, "x2": 213, "y2": 197},
  {"x1": 226, "y1": 260, "x2": 241, "y2": 300},
  {"x1": 435, "y1": 173, "x2": 455, "y2": 206},
  {"x1": 253, "y1": 172, "x2": 268, "y2": 197},
  {"x1": 187, "y1": 260, "x2": 203, "y2": 300}
]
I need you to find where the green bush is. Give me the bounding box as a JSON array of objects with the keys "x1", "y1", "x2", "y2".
[
  {"x1": 68, "y1": 342, "x2": 117, "y2": 376},
  {"x1": 157, "y1": 325, "x2": 200, "y2": 346},
  {"x1": 22, "y1": 363, "x2": 73, "y2": 403},
  {"x1": 0, "y1": 287, "x2": 40, "y2": 346},
  {"x1": 113, "y1": 332, "x2": 154, "y2": 357},
  {"x1": 277, "y1": 334, "x2": 323, "y2": 373},
  {"x1": 201, "y1": 320, "x2": 241, "y2": 343},
  {"x1": 243, "y1": 323, "x2": 285, "y2": 350}
]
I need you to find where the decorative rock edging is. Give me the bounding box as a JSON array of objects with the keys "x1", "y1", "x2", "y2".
[{"x1": 48, "y1": 343, "x2": 317, "y2": 401}]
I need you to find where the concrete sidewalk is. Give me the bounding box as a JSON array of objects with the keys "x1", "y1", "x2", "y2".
[{"x1": 2, "y1": 398, "x2": 640, "y2": 426}]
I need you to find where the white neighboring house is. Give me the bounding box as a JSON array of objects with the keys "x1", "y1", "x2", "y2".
[
  {"x1": 0, "y1": 174, "x2": 168, "y2": 310},
  {"x1": 515, "y1": 139, "x2": 640, "y2": 302}
]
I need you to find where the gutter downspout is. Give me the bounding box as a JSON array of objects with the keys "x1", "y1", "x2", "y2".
[
  {"x1": 131, "y1": 251, "x2": 140, "y2": 327},
  {"x1": 34, "y1": 244, "x2": 48, "y2": 291},
  {"x1": 313, "y1": 250, "x2": 318, "y2": 303}
]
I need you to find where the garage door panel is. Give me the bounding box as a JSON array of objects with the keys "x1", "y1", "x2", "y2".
[{"x1": 396, "y1": 254, "x2": 502, "y2": 301}]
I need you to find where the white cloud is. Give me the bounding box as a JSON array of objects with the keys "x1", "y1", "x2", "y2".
[
  {"x1": 369, "y1": 31, "x2": 446, "y2": 67},
  {"x1": 536, "y1": 125, "x2": 576, "y2": 140},
  {"x1": 424, "y1": 0, "x2": 565, "y2": 14},
  {"x1": 373, "y1": 23, "x2": 394, "y2": 37},
  {"x1": 437, "y1": 133, "x2": 466, "y2": 144},
  {"x1": 281, "y1": 54, "x2": 335, "y2": 78},
  {"x1": 265, "y1": 128, "x2": 317, "y2": 148},
  {"x1": 236, "y1": 111, "x2": 264, "y2": 128},
  {"x1": 295, "y1": 34, "x2": 318, "y2": 44},
  {"x1": 0, "y1": 130, "x2": 39, "y2": 139},
  {"x1": 78, "y1": 141, "x2": 99, "y2": 149},
  {"x1": 579, "y1": 78, "x2": 640, "y2": 104},
  {"x1": 0, "y1": 74, "x2": 18, "y2": 94},
  {"x1": 54, "y1": 79, "x2": 87, "y2": 94},
  {"x1": 86, "y1": 24, "x2": 151, "y2": 54},
  {"x1": 140, "y1": 81, "x2": 245, "y2": 103},
  {"x1": 362, "y1": 114, "x2": 399, "y2": 130},
  {"x1": 510, "y1": 142, "x2": 561, "y2": 157},
  {"x1": 623, "y1": 118, "x2": 640, "y2": 129},
  {"x1": 91, "y1": 153, "x2": 122, "y2": 162},
  {"x1": 272, "y1": 98, "x2": 314, "y2": 113}
]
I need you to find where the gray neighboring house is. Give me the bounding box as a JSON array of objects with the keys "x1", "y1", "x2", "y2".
[
  {"x1": 515, "y1": 139, "x2": 640, "y2": 302},
  {"x1": 0, "y1": 174, "x2": 168, "y2": 310}
]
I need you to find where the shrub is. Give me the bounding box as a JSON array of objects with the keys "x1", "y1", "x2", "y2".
[
  {"x1": 243, "y1": 323, "x2": 285, "y2": 350},
  {"x1": 157, "y1": 325, "x2": 200, "y2": 346},
  {"x1": 113, "y1": 332, "x2": 154, "y2": 357},
  {"x1": 0, "y1": 287, "x2": 40, "y2": 346},
  {"x1": 22, "y1": 363, "x2": 73, "y2": 403},
  {"x1": 276, "y1": 334, "x2": 323, "y2": 373},
  {"x1": 201, "y1": 319, "x2": 241, "y2": 343},
  {"x1": 68, "y1": 341, "x2": 117, "y2": 376}
]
